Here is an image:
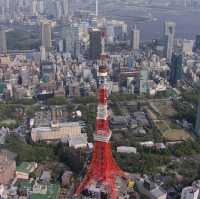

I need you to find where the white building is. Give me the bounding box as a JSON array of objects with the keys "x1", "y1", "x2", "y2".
[
  {"x1": 182, "y1": 39, "x2": 194, "y2": 56},
  {"x1": 140, "y1": 141, "x2": 154, "y2": 148},
  {"x1": 181, "y1": 186, "x2": 199, "y2": 199},
  {"x1": 67, "y1": 133, "x2": 88, "y2": 149},
  {"x1": 0, "y1": 184, "x2": 7, "y2": 198},
  {"x1": 117, "y1": 146, "x2": 137, "y2": 154},
  {"x1": 31, "y1": 0, "x2": 38, "y2": 16},
  {"x1": 0, "y1": 127, "x2": 9, "y2": 145}
]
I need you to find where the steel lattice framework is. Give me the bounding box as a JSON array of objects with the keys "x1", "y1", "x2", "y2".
[{"x1": 75, "y1": 63, "x2": 125, "y2": 199}]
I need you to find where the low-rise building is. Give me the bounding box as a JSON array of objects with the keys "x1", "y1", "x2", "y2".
[
  {"x1": 62, "y1": 170, "x2": 73, "y2": 187},
  {"x1": 129, "y1": 119, "x2": 138, "y2": 129},
  {"x1": 137, "y1": 178, "x2": 167, "y2": 199},
  {"x1": 67, "y1": 133, "x2": 88, "y2": 149},
  {"x1": 0, "y1": 151, "x2": 16, "y2": 185},
  {"x1": 110, "y1": 116, "x2": 128, "y2": 130},
  {"x1": 140, "y1": 141, "x2": 154, "y2": 148},
  {"x1": 40, "y1": 171, "x2": 51, "y2": 184},
  {"x1": 31, "y1": 122, "x2": 81, "y2": 142},
  {"x1": 16, "y1": 162, "x2": 37, "y2": 180},
  {"x1": 31, "y1": 183, "x2": 60, "y2": 199},
  {"x1": 181, "y1": 186, "x2": 199, "y2": 199},
  {"x1": 117, "y1": 146, "x2": 137, "y2": 154},
  {"x1": 0, "y1": 127, "x2": 9, "y2": 145}
]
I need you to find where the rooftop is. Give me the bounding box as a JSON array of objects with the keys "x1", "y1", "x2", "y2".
[
  {"x1": 16, "y1": 162, "x2": 37, "y2": 174},
  {"x1": 31, "y1": 184, "x2": 60, "y2": 199},
  {"x1": 16, "y1": 179, "x2": 32, "y2": 190}
]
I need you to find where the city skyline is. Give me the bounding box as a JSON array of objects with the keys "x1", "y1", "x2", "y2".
[{"x1": 0, "y1": 0, "x2": 200, "y2": 199}]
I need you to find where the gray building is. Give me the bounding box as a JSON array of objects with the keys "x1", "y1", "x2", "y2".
[
  {"x1": 62, "y1": 0, "x2": 71, "y2": 17},
  {"x1": 195, "y1": 102, "x2": 200, "y2": 136},
  {"x1": 0, "y1": 29, "x2": 7, "y2": 53},
  {"x1": 164, "y1": 21, "x2": 176, "y2": 63},
  {"x1": 41, "y1": 62, "x2": 56, "y2": 82},
  {"x1": 137, "y1": 178, "x2": 167, "y2": 199},
  {"x1": 131, "y1": 26, "x2": 140, "y2": 51},
  {"x1": 62, "y1": 24, "x2": 80, "y2": 57},
  {"x1": 41, "y1": 21, "x2": 52, "y2": 51},
  {"x1": 89, "y1": 28, "x2": 102, "y2": 60},
  {"x1": 140, "y1": 69, "x2": 149, "y2": 94},
  {"x1": 170, "y1": 53, "x2": 183, "y2": 87}
]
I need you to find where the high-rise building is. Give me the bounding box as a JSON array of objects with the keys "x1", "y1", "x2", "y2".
[
  {"x1": 89, "y1": 29, "x2": 102, "y2": 60},
  {"x1": 195, "y1": 35, "x2": 200, "y2": 51},
  {"x1": 140, "y1": 69, "x2": 149, "y2": 94},
  {"x1": 0, "y1": 29, "x2": 7, "y2": 54},
  {"x1": 106, "y1": 22, "x2": 114, "y2": 44},
  {"x1": 62, "y1": 0, "x2": 71, "y2": 17},
  {"x1": 37, "y1": 0, "x2": 44, "y2": 14},
  {"x1": 62, "y1": 24, "x2": 80, "y2": 58},
  {"x1": 44, "y1": 0, "x2": 57, "y2": 17},
  {"x1": 113, "y1": 22, "x2": 128, "y2": 41},
  {"x1": 96, "y1": 0, "x2": 98, "y2": 17},
  {"x1": 114, "y1": 26, "x2": 123, "y2": 41},
  {"x1": 164, "y1": 21, "x2": 176, "y2": 63},
  {"x1": 170, "y1": 53, "x2": 183, "y2": 87},
  {"x1": 31, "y1": 0, "x2": 38, "y2": 16},
  {"x1": 55, "y1": 1, "x2": 62, "y2": 19},
  {"x1": 9, "y1": 0, "x2": 17, "y2": 18},
  {"x1": 41, "y1": 21, "x2": 52, "y2": 51},
  {"x1": 131, "y1": 26, "x2": 140, "y2": 51},
  {"x1": 182, "y1": 39, "x2": 194, "y2": 56},
  {"x1": 40, "y1": 46, "x2": 46, "y2": 61},
  {"x1": 195, "y1": 102, "x2": 200, "y2": 136}
]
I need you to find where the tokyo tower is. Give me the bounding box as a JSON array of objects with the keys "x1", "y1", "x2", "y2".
[{"x1": 75, "y1": 39, "x2": 125, "y2": 198}]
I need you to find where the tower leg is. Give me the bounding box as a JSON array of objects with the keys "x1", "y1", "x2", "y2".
[{"x1": 75, "y1": 141, "x2": 125, "y2": 198}]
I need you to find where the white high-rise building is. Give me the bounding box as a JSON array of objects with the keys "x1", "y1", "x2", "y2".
[
  {"x1": 131, "y1": 26, "x2": 140, "y2": 51},
  {"x1": 41, "y1": 21, "x2": 52, "y2": 51},
  {"x1": 181, "y1": 186, "x2": 199, "y2": 199},
  {"x1": 164, "y1": 21, "x2": 176, "y2": 63},
  {"x1": 37, "y1": 0, "x2": 44, "y2": 14},
  {"x1": 32, "y1": 0, "x2": 38, "y2": 16}
]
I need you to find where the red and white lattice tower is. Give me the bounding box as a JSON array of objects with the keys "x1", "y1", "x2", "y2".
[{"x1": 75, "y1": 38, "x2": 125, "y2": 198}]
